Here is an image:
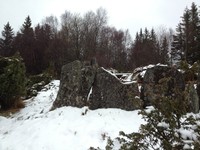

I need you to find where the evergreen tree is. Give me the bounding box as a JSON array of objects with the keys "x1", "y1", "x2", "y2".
[
  {"x1": 18, "y1": 16, "x2": 37, "y2": 74},
  {"x1": 34, "y1": 24, "x2": 52, "y2": 73},
  {"x1": 172, "y1": 2, "x2": 200, "y2": 65},
  {"x1": 131, "y1": 28, "x2": 161, "y2": 67},
  {"x1": 181, "y1": 7, "x2": 190, "y2": 61},
  {"x1": 149, "y1": 28, "x2": 160, "y2": 63},
  {"x1": 131, "y1": 31, "x2": 143, "y2": 67},
  {"x1": 0, "y1": 22, "x2": 15, "y2": 57},
  {"x1": 187, "y1": 2, "x2": 200, "y2": 64},
  {"x1": 107, "y1": 76, "x2": 200, "y2": 149},
  {"x1": 171, "y1": 23, "x2": 184, "y2": 63},
  {"x1": 160, "y1": 36, "x2": 169, "y2": 64},
  {"x1": 0, "y1": 55, "x2": 26, "y2": 110}
]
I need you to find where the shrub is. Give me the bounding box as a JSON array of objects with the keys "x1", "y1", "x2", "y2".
[
  {"x1": 179, "y1": 60, "x2": 199, "y2": 81},
  {"x1": 106, "y1": 76, "x2": 200, "y2": 149},
  {"x1": 0, "y1": 55, "x2": 26, "y2": 110},
  {"x1": 26, "y1": 73, "x2": 52, "y2": 98}
]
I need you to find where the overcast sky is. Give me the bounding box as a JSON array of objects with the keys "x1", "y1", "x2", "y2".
[{"x1": 0, "y1": 0, "x2": 200, "y2": 37}]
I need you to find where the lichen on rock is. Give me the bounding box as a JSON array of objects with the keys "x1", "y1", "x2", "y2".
[
  {"x1": 51, "y1": 60, "x2": 97, "y2": 110},
  {"x1": 51, "y1": 60, "x2": 142, "y2": 111}
]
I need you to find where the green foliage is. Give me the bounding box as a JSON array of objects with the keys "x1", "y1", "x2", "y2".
[
  {"x1": 179, "y1": 60, "x2": 190, "y2": 71},
  {"x1": 0, "y1": 55, "x2": 26, "y2": 110},
  {"x1": 106, "y1": 75, "x2": 200, "y2": 149},
  {"x1": 131, "y1": 28, "x2": 161, "y2": 67},
  {"x1": 179, "y1": 60, "x2": 199, "y2": 81},
  {"x1": 0, "y1": 22, "x2": 15, "y2": 57},
  {"x1": 172, "y1": 2, "x2": 200, "y2": 65},
  {"x1": 193, "y1": 122, "x2": 200, "y2": 148},
  {"x1": 26, "y1": 73, "x2": 52, "y2": 98},
  {"x1": 105, "y1": 137, "x2": 114, "y2": 150}
]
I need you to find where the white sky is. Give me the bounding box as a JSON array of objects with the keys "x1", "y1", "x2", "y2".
[{"x1": 0, "y1": 0, "x2": 200, "y2": 37}]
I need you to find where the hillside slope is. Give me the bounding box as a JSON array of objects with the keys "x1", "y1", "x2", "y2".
[{"x1": 0, "y1": 80, "x2": 145, "y2": 150}]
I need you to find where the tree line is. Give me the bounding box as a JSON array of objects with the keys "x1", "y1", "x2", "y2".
[
  {"x1": 0, "y1": 3, "x2": 200, "y2": 77},
  {"x1": 172, "y1": 2, "x2": 200, "y2": 65}
]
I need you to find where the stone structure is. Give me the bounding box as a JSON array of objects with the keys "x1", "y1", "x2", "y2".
[
  {"x1": 51, "y1": 60, "x2": 97, "y2": 110},
  {"x1": 141, "y1": 65, "x2": 185, "y2": 107},
  {"x1": 52, "y1": 60, "x2": 142, "y2": 111},
  {"x1": 89, "y1": 68, "x2": 142, "y2": 110},
  {"x1": 196, "y1": 66, "x2": 200, "y2": 113},
  {"x1": 186, "y1": 83, "x2": 199, "y2": 114},
  {"x1": 52, "y1": 61, "x2": 200, "y2": 113}
]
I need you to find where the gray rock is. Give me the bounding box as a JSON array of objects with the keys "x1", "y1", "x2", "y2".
[
  {"x1": 51, "y1": 60, "x2": 97, "y2": 110},
  {"x1": 52, "y1": 60, "x2": 142, "y2": 111},
  {"x1": 186, "y1": 83, "x2": 199, "y2": 114},
  {"x1": 142, "y1": 65, "x2": 185, "y2": 107},
  {"x1": 89, "y1": 68, "x2": 142, "y2": 110},
  {"x1": 196, "y1": 64, "x2": 200, "y2": 112},
  {"x1": 53, "y1": 61, "x2": 199, "y2": 113}
]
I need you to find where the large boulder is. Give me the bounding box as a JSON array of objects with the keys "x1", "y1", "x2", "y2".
[
  {"x1": 196, "y1": 64, "x2": 200, "y2": 112},
  {"x1": 142, "y1": 65, "x2": 185, "y2": 107},
  {"x1": 52, "y1": 61, "x2": 200, "y2": 113},
  {"x1": 51, "y1": 60, "x2": 97, "y2": 110},
  {"x1": 89, "y1": 68, "x2": 142, "y2": 110},
  {"x1": 186, "y1": 83, "x2": 199, "y2": 113},
  {"x1": 52, "y1": 60, "x2": 142, "y2": 111}
]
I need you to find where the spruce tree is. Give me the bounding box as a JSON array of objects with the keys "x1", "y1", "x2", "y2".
[
  {"x1": 131, "y1": 28, "x2": 161, "y2": 67},
  {"x1": 18, "y1": 16, "x2": 37, "y2": 74},
  {"x1": 108, "y1": 75, "x2": 200, "y2": 150},
  {"x1": 160, "y1": 36, "x2": 169, "y2": 64},
  {"x1": 171, "y1": 23, "x2": 184, "y2": 63},
  {"x1": 188, "y1": 2, "x2": 200, "y2": 64},
  {"x1": 171, "y1": 2, "x2": 200, "y2": 65},
  {"x1": 0, "y1": 22, "x2": 15, "y2": 57},
  {"x1": 0, "y1": 55, "x2": 26, "y2": 110},
  {"x1": 149, "y1": 28, "x2": 160, "y2": 63},
  {"x1": 181, "y1": 7, "x2": 190, "y2": 61},
  {"x1": 34, "y1": 24, "x2": 52, "y2": 73}
]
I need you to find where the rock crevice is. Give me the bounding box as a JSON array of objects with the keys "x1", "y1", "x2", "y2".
[
  {"x1": 52, "y1": 60, "x2": 142, "y2": 111},
  {"x1": 52, "y1": 61, "x2": 200, "y2": 113}
]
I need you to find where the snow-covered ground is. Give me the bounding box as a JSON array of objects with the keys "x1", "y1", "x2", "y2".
[{"x1": 0, "y1": 80, "x2": 145, "y2": 150}]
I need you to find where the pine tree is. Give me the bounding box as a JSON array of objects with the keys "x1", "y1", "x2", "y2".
[
  {"x1": 131, "y1": 30, "x2": 143, "y2": 67},
  {"x1": 131, "y1": 28, "x2": 160, "y2": 67},
  {"x1": 0, "y1": 22, "x2": 15, "y2": 57},
  {"x1": 18, "y1": 16, "x2": 37, "y2": 74},
  {"x1": 187, "y1": 2, "x2": 200, "y2": 64},
  {"x1": 171, "y1": 23, "x2": 184, "y2": 63},
  {"x1": 181, "y1": 7, "x2": 190, "y2": 61},
  {"x1": 171, "y1": 2, "x2": 200, "y2": 65},
  {"x1": 0, "y1": 55, "x2": 26, "y2": 110},
  {"x1": 108, "y1": 76, "x2": 200, "y2": 149},
  {"x1": 34, "y1": 24, "x2": 52, "y2": 73},
  {"x1": 160, "y1": 36, "x2": 169, "y2": 64},
  {"x1": 149, "y1": 28, "x2": 160, "y2": 63}
]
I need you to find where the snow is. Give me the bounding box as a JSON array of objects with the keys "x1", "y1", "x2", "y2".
[
  {"x1": 102, "y1": 67, "x2": 136, "y2": 85},
  {"x1": 183, "y1": 144, "x2": 191, "y2": 149},
  {"x1": 194, "y1": 84, "x2": 197, "y2": 89},
  {"x1": 140, "y1": 70, "x2": 146, "y2": 78},
  {"x1": 133, "y1": 63, "x2": 168, "y2": 78},
  {"x1": 102, "y1": 67, "x2": 119, "y2": 80},
  {"x1": 1, "y1": 79, "x2": 199, "y2": 150},
  {"x1": 179, "y1": 128, "x2": 197, "y2": 141},
  {"x1": 138, "y1": 84, "x2": 142, "y2": 92},
  {"x1": 0, "y1": 80, "x2": 145, "y2": 150},
  {"x1": 87, "y1": 87, "x2": 93, "y2": 101},
  {"x1": 157, "y1": 122, "x2": 169, "y2": 128}
]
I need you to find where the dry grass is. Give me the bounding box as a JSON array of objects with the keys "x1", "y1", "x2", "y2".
[
  {"x1": 0, "y1": 108, "x2": 20, "y2": 117},
  {"x1": 14, "y1": 98, "x2": 25, "y2": 109},
  {"x1": 0, "y1": 99, "x2": 25, "y2": 117}
]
